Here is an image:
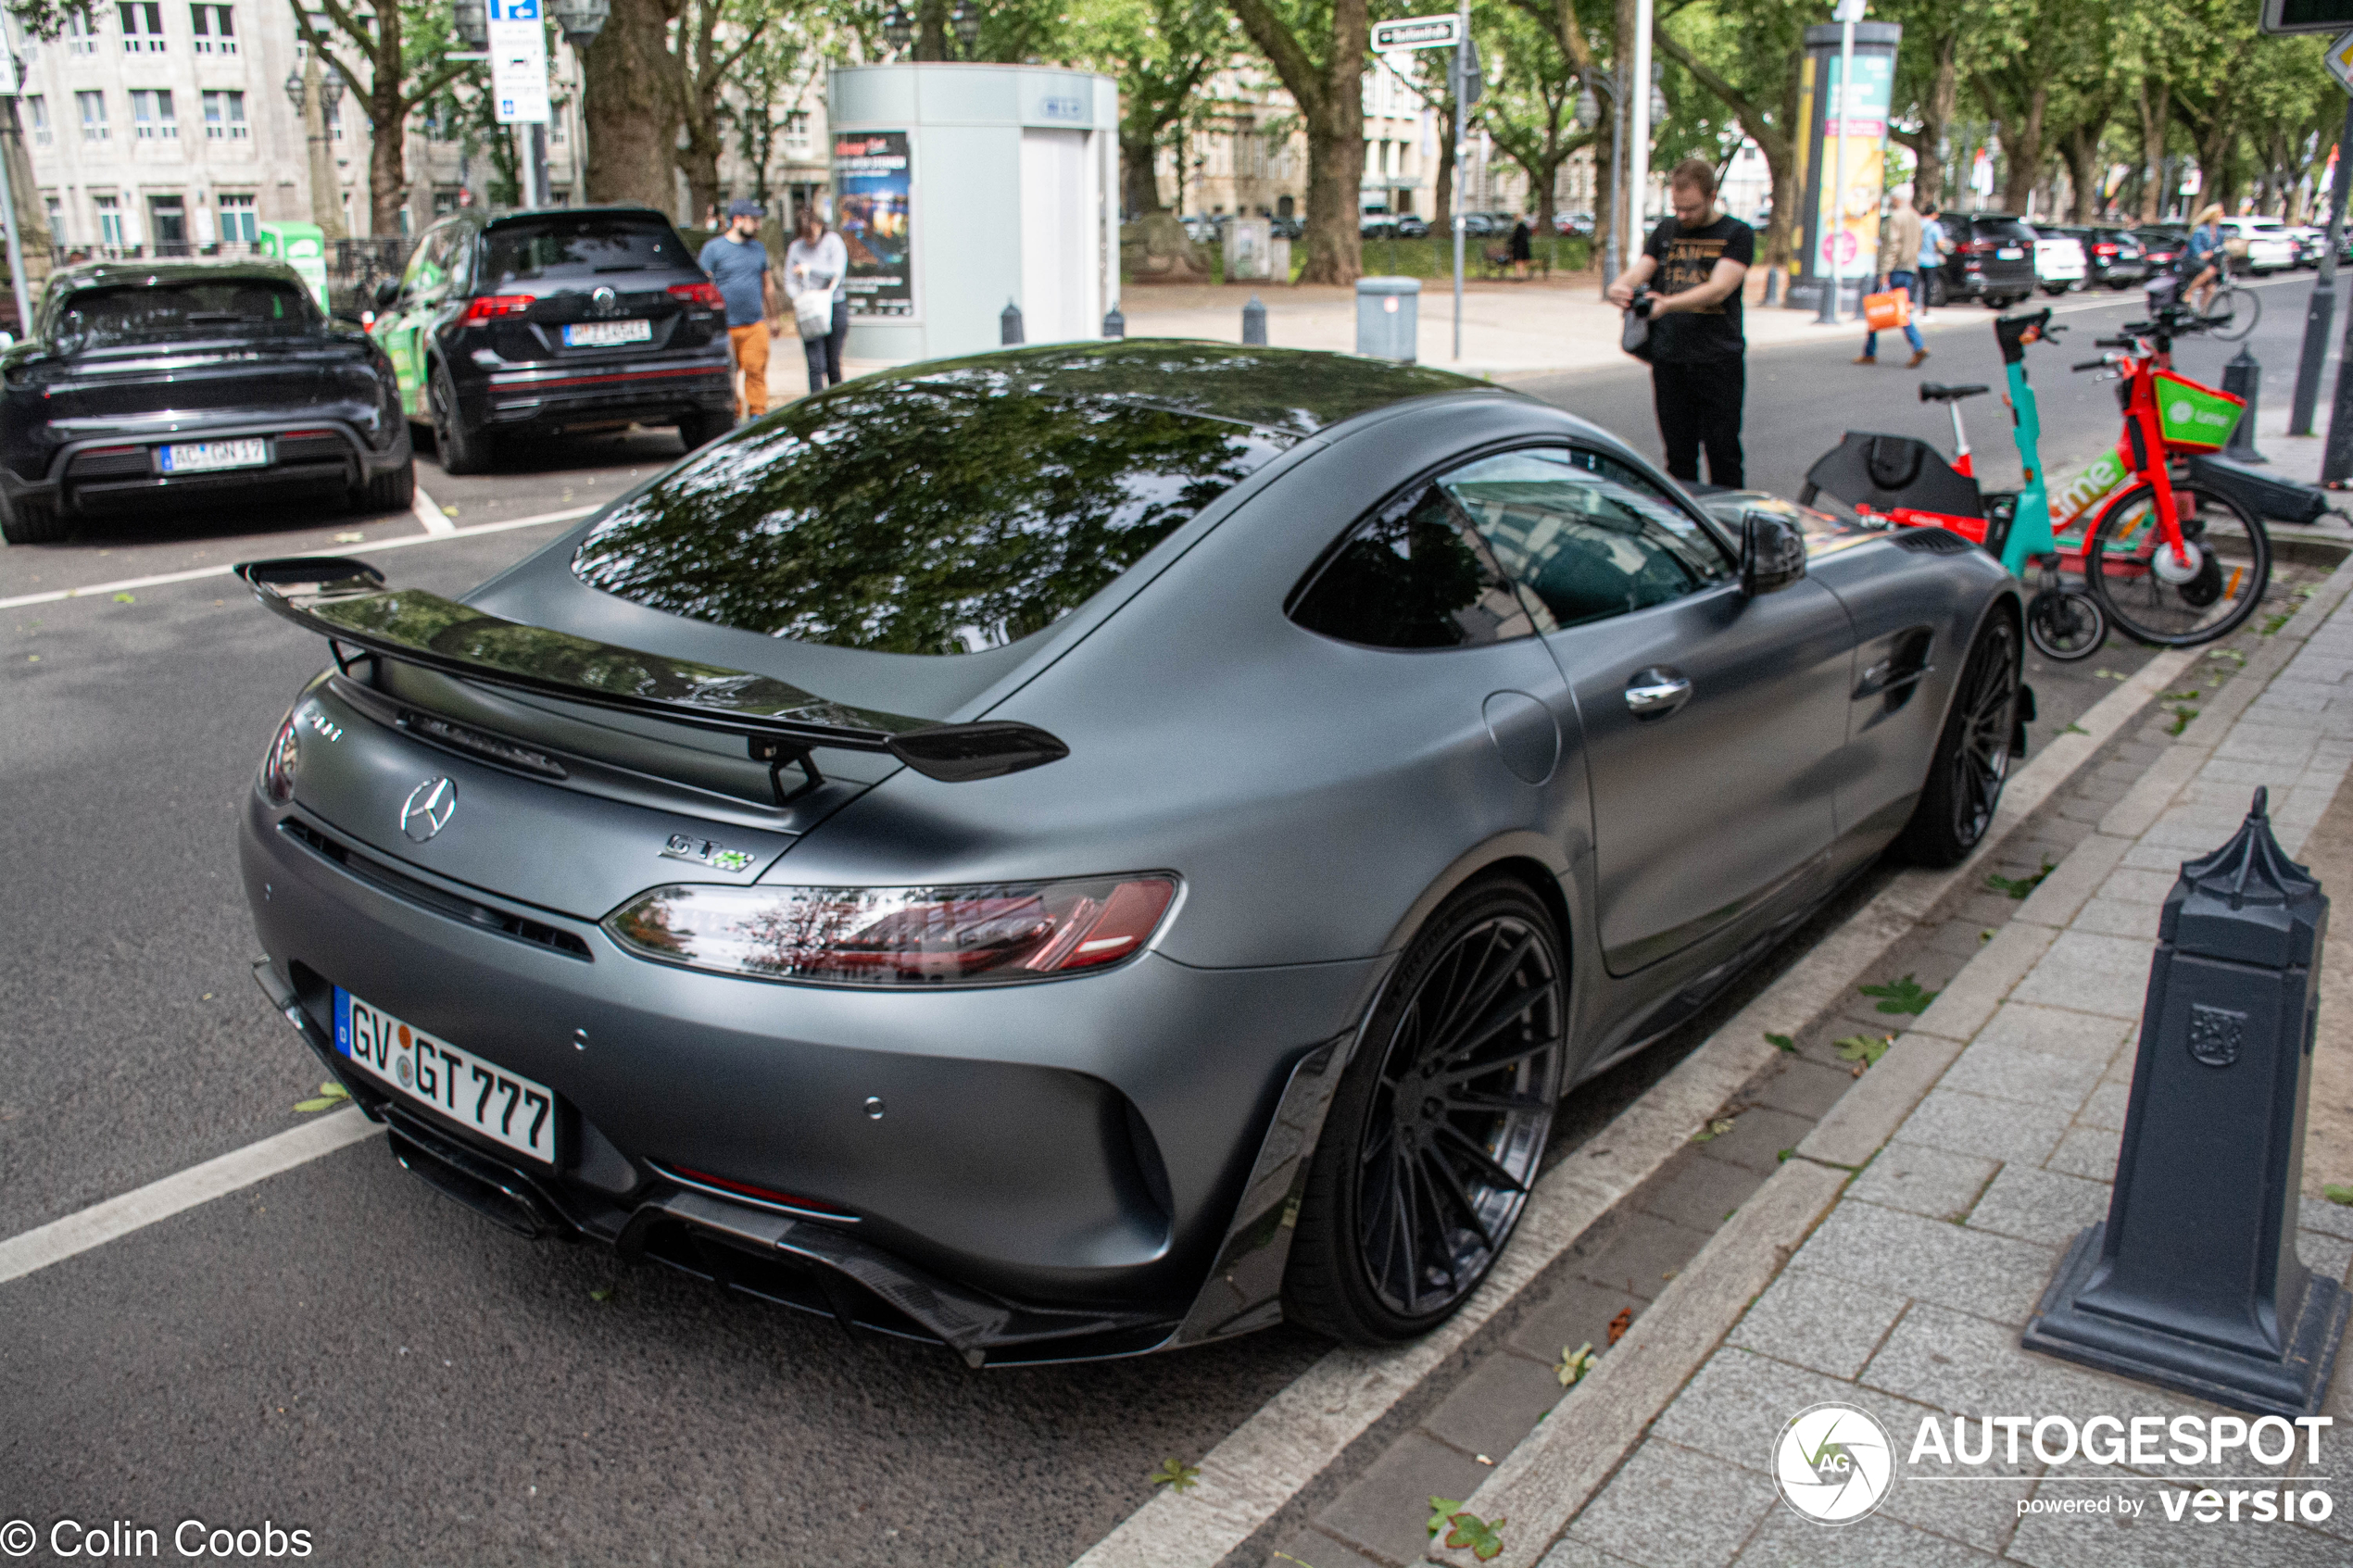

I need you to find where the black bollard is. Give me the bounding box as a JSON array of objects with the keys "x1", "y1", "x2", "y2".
[
  {"x1": 1000, "y1": 299, "x2": 1024, "y2": 346},
  {"x1": 1101, "y1": 306, "x2": 1125, "y2": 339},
  {"x1": 1242, "y1": 295, "x2": 1266, "y2": 346},
  {"x1": 2224, "y1": 344, "x2": 2267, "y2": 464},
  {"x1": 2022, "y1": 789, "x2": 2346, "y2": 1416}
]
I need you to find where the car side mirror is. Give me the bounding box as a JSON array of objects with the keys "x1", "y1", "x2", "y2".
[
  {"x1": 1741, "y1": 510, "x2": 1807, "y2": 596},
  {"x1": 373, "y1": 278, "x2": 401, "y2": 310}
]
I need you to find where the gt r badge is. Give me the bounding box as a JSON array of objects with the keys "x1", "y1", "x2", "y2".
[
  {"x1": 400, "y1": 777, "x2": 458, "y2": 842},
  {"x1": 661, "y1": 833, "x2": 755, "y2": 873}
]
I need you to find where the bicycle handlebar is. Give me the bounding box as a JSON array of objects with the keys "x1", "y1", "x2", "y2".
[
  {"x1": 2071, "y1": 359, "x2": 2110, "y2": 372},
  {"x1": 2095, "y1": 336, "x2": 2138, "y2": 348}
]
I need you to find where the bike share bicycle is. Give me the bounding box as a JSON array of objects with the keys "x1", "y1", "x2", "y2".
[{"x1": 1799, "y1": 303, "x2": 2269, "y2": 660}]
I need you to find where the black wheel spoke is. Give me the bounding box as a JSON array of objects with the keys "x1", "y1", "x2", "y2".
[
  {"x1": 1432, "y1": 1121, "x2": 1529, "y2": 1194},
  {"x1": 1441, "y1": 1086, "x2": 1554, "y2": 1115},
  {"x1": 1426, "y1": 929, "x2": 1538, "y2": 1049},
  {"x1": 1422, "y1": 1146, "x2": 1497, "y2": 1251},
  {"x1": 1433, "y1": 978, "x2": 1554, "y2": 1073},
  {"x1": 1436, "y1": 1030, "x2": 1559, "y2": 1085}
]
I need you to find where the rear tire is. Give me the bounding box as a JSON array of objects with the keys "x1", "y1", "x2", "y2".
[
  {"x1": 1283, "y1": 874, "x2": 1566, "y2": 1346},
  {"x1": 429, "y1": 360, "x2": 493, "y2": 475},
  {"x1": 1898, "y1": 612, "x2": 2022, "y2": 866},
  {"x1": 0, "y1": 494, "x2": 67, "y2": 545},
  {"x1": 351, "y1": 458, "x2": 416, "y2": 514}
]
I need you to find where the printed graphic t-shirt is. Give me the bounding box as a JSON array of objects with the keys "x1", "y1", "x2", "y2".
[{"x1": 1642, "y1": 214, "x2": 1756, "y2": 363}]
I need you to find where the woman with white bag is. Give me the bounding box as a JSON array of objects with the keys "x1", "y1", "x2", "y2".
[{"x1": 786, "y1": 207, "x2": 851, "y2": 393}]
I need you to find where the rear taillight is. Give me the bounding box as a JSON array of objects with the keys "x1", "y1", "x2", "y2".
[
  {"x1": 2094, "y1": 244, "x2": 2118, "y2": 256},
  {"x1": 460, "y1": 294, "x2": 534, "y2": 324},
  {"x1": 606, "y1": 874, "x2": 1179, "y2": 986},
  {"x1": 1960, "y1": 240, "x2": 1995, "y2": 256},
  {"x1": 260, "y1": 708, "x2": 299, "y2": 805},
  {"x1": 668, "y1": 282, "x2": 724, "y2": 309}
]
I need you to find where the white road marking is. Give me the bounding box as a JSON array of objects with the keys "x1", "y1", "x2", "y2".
[
  {"x1": 0, "y1": 505, "x2": 597, "y2": 611},
  {"x1": 0, "y1": 1110, "x2": 383, "y2": 1287},
  {"x1": 410, "y1": 477, "x2": 458, "y2": 536}
]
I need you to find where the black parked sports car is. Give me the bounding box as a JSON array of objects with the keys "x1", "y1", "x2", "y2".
[
  {"x1": 366, "y1": 206, "x2": 737, "y2": 474},
  {"x1": 0, "y1": 258, "x2": 414, "y2": 545},
  {"x1": 236, "y1": 344, "x2": 2027, "y2": 1363}
]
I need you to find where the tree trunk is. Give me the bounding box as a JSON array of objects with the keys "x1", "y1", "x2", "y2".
[
  {"x1": 2136, "y1": 80, "x2": 2170, "y2": 222},
  {"x1": 2064, "y1": 126, "x2": 2098, "y2": 222},
  {"x1": 1432, "y1": 99, "x2": 1456, "y2": 239},
  {"x1": 585, "y1": 0, "x2": 682, "y2": 210},
  {"x1": 1123, "y1": 131, "x2": 1164, "y2": 216},
  {"x1": 916, "y1": 0, "x2": 948, "y2": 62},
  {"x1": 2000, "y1": 82, "x2": 2047, "y2": 215},
  {"x1": 1300, "y1": 101, "x2": 1365, "y2": 283},
  {"x1": 1913, "y1": 30, "x2": 1958, "y2": 209},
  {"x1": 1592, "y1": 94, "x2": 1617, "y2": 284}
]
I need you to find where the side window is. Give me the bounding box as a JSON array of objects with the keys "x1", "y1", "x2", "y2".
[
  {"x1": 1441, "y1": 447, "x2": 1732, "y2": 631},
  {"x1": 1290, "y1": 476, "x2": 1546, "y2": 649},
  {"x1": 402, "y1": 227, "x2": 452, "y2": 301}
]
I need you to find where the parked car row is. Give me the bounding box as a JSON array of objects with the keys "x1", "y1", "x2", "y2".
[{"x1": 1919, "y1": 209, "x2": 2325, "y2": 315}]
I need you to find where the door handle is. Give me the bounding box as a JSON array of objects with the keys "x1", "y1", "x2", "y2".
[{"x1": 1625, "y1": 668, "x2": 1692, "y2": 717}]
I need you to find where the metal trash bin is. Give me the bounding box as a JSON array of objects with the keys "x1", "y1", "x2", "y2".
[{"x1": 1355, "y1": 276, "x2": 1421, "y2": 362}]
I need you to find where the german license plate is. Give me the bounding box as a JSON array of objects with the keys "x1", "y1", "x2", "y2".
[
  {"x1": 562, "y1": 320, "x2": 651, "y2": 347},
  {"x1": 334, "y1": 988, "x2": 557, "y2": 1164},
  {"x1": 159, "y1": 437, "x2": 267, "y2": 473},
  {"x1": 1996, "y1": 247, "x2": 2024, "y2": 260}
]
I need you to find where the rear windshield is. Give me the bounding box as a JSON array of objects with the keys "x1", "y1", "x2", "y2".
[
  {"x1": 1969, "y1": 219, "x2": 2034, "y2": 242},
  {"x1": 53, "y1": 280, "x2": 314, "y2": 348},
  {"x1": 572, "y1": 381, "x2": 1290, "y2": 655},
  {"x1": 482, "y1": 217, "x2": 686, "y2": 284}
]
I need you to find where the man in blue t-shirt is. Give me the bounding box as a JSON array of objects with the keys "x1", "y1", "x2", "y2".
[{"x1": 698, "y1": 199, "x2": 781, "y2": 420}]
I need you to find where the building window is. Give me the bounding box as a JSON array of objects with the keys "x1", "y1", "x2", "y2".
[
  {"x1": 218, "y1": 192, "x2": 256, "y2": 243},
  {"x1": 148, "y1": 194, "x2": 188, "y2": 254},
  {"x1": 25, "y1": 96, "x2": 48, "y2": 147},
  {"x1": 202, "y1": 89, "x2": 246, "y2": 139},
  {"x1": 783, "y1": 112, "x2": 811, "y2": 158},
  {"x1": 119, "y1": 2, "x2": 167, "y2": 52},
  {"x1": 67, "y1": 12, "x2": 97, "y2": 55},
  {"x1": 94, "y1": 194, "x2": 125, "y2": 248},
  {"x1": 44, "y1": 194, "x2": 65, "y2": 244},
  {"x1": 190, "y1": 4, "x2": 235, "y2": 54},
  {"x1": 132, "y1": 90, "x2": 177, "y2": 139},
  {"x1": 77, "y1": 92, "x2": 109, "y2": 143},
  {"x1": 324, "y1": 98, "x2": 342, "y2": 140}
]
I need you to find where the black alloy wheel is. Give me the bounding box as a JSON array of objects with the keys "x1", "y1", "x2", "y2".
[
  {"x1": 429, "y1": 360, "x2": 492, "y2": 475},
  {"x1": 1899, "y1": 613, "x2": 2022, "y2": 866},
  {"x1": 1284, "y1": 876, "x2": 1566, "y2": 1345}
]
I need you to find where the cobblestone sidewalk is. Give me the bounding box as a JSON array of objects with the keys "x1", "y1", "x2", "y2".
[{"x1": 1433, "y1": 557, "x2": 2353, "y2": 1568}]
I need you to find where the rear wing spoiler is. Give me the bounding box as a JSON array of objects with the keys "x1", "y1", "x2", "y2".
[{"x1": 233, "y1": 557, "x2": 1067, "y2": 785}]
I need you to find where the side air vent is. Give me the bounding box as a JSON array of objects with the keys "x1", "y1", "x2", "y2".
[
  {"x1": 280, "y1": 817, "x2": 592, "y2": 959},
  {"x1": 1888, "y1": 527, "x2": 1976, "y2": 556}
]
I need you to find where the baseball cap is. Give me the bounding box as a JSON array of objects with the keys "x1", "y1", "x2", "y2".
[{"x1": 727, "y1": 199, "x2": 763, "y2": 220}]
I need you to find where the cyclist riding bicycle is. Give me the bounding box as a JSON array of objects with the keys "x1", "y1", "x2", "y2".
[{"x1": 2183, "y1": 203, "x2": 2226, "y2": 315}]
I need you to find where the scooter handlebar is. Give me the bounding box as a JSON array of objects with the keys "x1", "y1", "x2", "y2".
[
  {"x1": 2071, "y1": 359, "x2": 2110, "y2": 372},
  {"x1": 2095, "y1": 336, "x2": 2139, "y2": 348}
]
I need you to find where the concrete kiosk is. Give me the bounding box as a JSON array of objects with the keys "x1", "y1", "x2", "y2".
[{"x1": 827, "y1": 64, "x2": 1119, "y2": 364}]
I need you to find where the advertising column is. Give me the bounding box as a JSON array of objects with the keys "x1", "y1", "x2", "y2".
[
  {"x1": 1790, "y1": 20, "x2": 1900, "y2": 312},
  {"x1": 834, "y1": 131, "x2": 914, "y2": 321}
]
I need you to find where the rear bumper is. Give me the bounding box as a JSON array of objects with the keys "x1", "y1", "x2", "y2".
[
  {"x1": 463, "y1": 354, "x2": 736, "y2": 433},
  {"x1": 2, "y1": 418, "x2": 409, "y2": 517}
]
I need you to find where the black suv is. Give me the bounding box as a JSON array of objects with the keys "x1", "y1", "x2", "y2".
[
  {"x1": 1932, "y1": 212, "x2": 2038, "y2": 309},
  {"x1": 2056, "y1": 224, "x2": 2151, "y2": 289},
  {"x1": 369, "y1": 206, "x2": 737, "y2": 473}
]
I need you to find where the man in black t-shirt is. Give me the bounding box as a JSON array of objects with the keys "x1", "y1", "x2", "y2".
[{"x1": 1605, "y1": 158, "x2": 1756, "y2": 488}]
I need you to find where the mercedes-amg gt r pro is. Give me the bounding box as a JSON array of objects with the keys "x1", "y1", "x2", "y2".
[{"x1": 235, "y1": 344, "x2": 2027, "y2": 1364}]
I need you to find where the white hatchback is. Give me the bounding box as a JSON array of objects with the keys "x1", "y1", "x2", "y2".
[
  {"x1": 2221, "y1": 219, "x2": 2298, "y2": 274},
  {"x1": 2032, "y1": 230, "x2": 2087, "y2": 295}
]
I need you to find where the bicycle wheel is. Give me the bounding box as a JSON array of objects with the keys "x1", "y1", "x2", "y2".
[
  {"x1": 2083, "y1": 479, "x2": 2271, "y2": 646},
  {"x1": 2207, "y1": 282, "x2": 2260, "y2": 342},
  {"x1": 2027, "y1": 588, "x2": 2108, "y2": 662}
]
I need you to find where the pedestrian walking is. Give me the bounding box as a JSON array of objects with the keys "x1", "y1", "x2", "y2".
[
  {"x1": 1856, "y1": 188, "x2": 1928, "y2": 369},
  {"x1": 697, "y1": 198, "x2": 782, "y2": 423},
  {"x1": 1508, "y1": 213, "x2": 1533, "y2": 279},
  {"x1": 786, "y1": 207, "x2": 851, "y2": 394},
  {"x1": 1605, "y1": 157, "x2": 1755, "y2": 488},
  {"x1": 1917, "y1": 201, "x2": 1947, "y2": 320}
]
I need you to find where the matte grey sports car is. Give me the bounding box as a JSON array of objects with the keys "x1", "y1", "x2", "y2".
[{"x1": 235, "y1": 344, "x2": 2026, "y2": 1363}]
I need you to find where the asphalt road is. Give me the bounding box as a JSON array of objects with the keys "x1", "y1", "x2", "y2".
[{"x1": 0, "y1": 280, "x2": 2334, "y2": 1568}]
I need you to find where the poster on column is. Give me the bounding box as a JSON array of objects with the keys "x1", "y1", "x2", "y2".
[
  {"x1": 1815, "y1": 48, "x2": 1893, "y2": 278},
  {"x1": 834, "y1": 132, "x2": 913, "y2": 319},
  {"x1": 488, "y1": 0, "x2": 549, "y2": 125}
]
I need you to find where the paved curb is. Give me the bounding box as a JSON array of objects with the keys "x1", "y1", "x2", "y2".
[
  {"x1": 1415, "y1": 549, "x2": 2353, "y2": 1568},
  {"x1": 1070, "y1": 610, "x2": 2197, "y2": 1568}
]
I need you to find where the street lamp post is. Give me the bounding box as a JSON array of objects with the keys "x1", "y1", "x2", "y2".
[{"x1": 283, "y1": 44, "x2": 348, "y2": 242}]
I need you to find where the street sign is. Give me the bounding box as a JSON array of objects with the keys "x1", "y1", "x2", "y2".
[
  {"x1": 2265, "y1": 0, "x2": 2353, "y2": 35},
  {"x1": 2327, "y1": 27, "x2": 2353, "y2": 91},
  {"x1": 1455, "y1": 36, "x2": 1482, "y2": 106},
  {"x1": 489, "y1": 17, "x2": 549, "y2": 123},
  {"x1": 1373, "y1": 14, "x2": 1460, "y2": 51},
  {"x1": 488, "y1": 0, "x2": 540, "y2": 18}
]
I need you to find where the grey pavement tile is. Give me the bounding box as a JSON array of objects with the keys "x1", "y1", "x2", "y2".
[
  {"x1": 1654, "y1": 1346, "x2": 1923, "y2": 1473},
  {"x1": 1748, "y1": 1058, "x2": 1856, "y2": 1123},
  {"x1": 1730, "y1": 1504, "x2": 2001, "y2": 1567},
  {"x1": 1881, "y1": 1448, "x2": 2041, "y2": 1554},
  {"x1": 1849, "y1": 1144, "x2": 1999, "y2": 1223},
  {"x1": 1971, "y1": 1004, "x2": 2135, "y2": 1065},
  {"x1": 2121, "y1": 838, "x2": 2189, "y2": 872},
  {"x1": 1968, "y1": 1165, "x2": 2112, "y2": 1248},
  {"x1": 1317, "y1": 1432, "x2": 1493, "y2": 1566},
  {"x1": 1789, "y1": 1201, "x2": 2058, "y2": 1326},
  {"x1": 1893, "y1": 1089, "x2": 2072, "y2": 1167},
  {"x1": 2044, "y1": 1124, "x2": 2124, "y2": 1183},
  {"x1": 2090, "y1": 866, "x2": 2179, "y2": 909},
  {"x1": 1729, "y1": 1269, "x2": 1909, "y2": 1381},
  {"x1": 1264, "y1": 1528, "x2": 1387, "y2": 1568},
  {"x1": 2299, "y1": 1228, "x2": 2353, "y2": 1286},
  {"x1": 2069, "y1": 897, "x2": 2165, "y2": 940},
  {"x1": 1938, "y1": 1041, "x2": 2106, "y2": 1113},
  {"x1": 2300, "y1": 1195, "x2": 2353, "y2": 1242},
  {"x1": 2076, "y1": 1081, "x2": 2133, "y2": 1132},
  {"x1": 1861, "y1": 1304, "x2": 2190, "y2": 1427},
  {"x1": 1637, "y1": 1147, "x2": 1772, "y2": 1233},
  {"x1": 1566, "y1": 1438, "x2": 1779, "y2": 1568},
  {"x1": 1686, "y1": 1106, "x2": 1816, "y2": 1175},
  {"x1": 2008, "y1": 933, "x2": 2158, "y2": 1022},
  {"x1": 1571, "y1": 1209, "x2": 1714, "y2": 1302},
  {"x1": 1505, "y1": 1273, "x2": 1649, "y2": 1365},
  {"x1": 1420, "y1": 1348, "x2": 1566, "y2": 1461},
  {"x1": 2006, "y1": 1501, "x2": 2350, "y2": 1568},
  {"x1": 1536, "y1": 1538, "x2": 1645, "y2": 1568}
]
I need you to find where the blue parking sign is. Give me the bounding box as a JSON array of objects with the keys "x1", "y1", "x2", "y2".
[{"x1": 489, "y1": 0, "x2": 539, "y2": 18}]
